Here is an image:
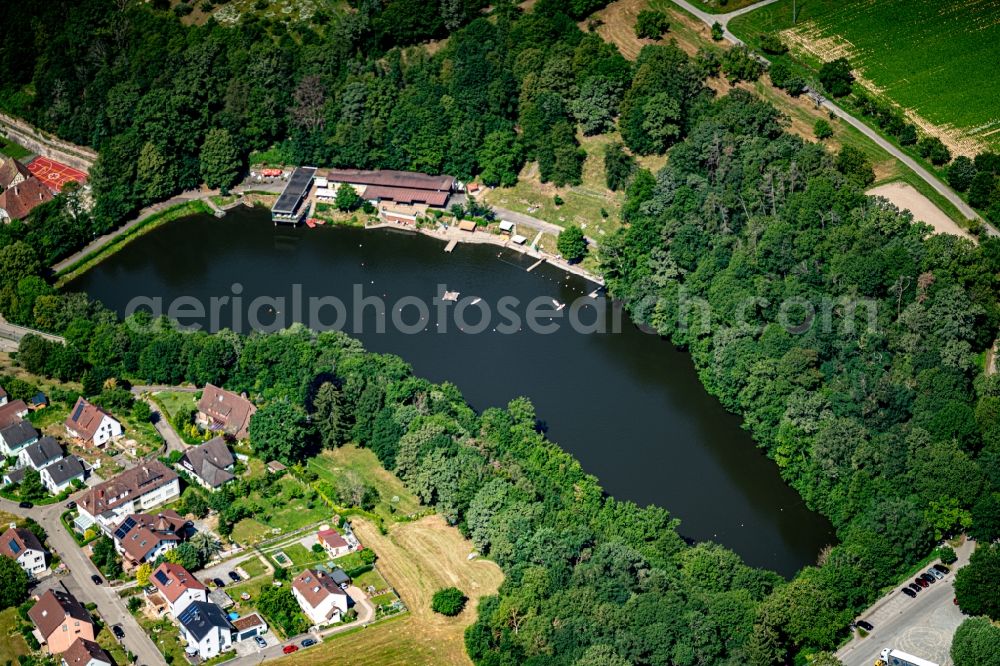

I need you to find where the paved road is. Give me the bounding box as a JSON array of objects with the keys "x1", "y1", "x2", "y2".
[
  {"x1": 0, "y1": 315, "x2": 67, "y2": 345},
  {"x1": 490, "y1": 204, "x2": 601, "y2": 247},
  {"x1": 666, "y1": 0, "x2": 993, "y2": 233},
  {"x1": 837, "y1": 539, "x2": 974, "y2": 666},
  {"x1": 1, "y1": 496, "x2": 167, "y2": 666}
]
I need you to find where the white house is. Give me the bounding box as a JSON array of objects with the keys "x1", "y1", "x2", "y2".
[
  {"x1": 292, "y1": 569, "x2": 350, "y2": 626},
  {"x1": 0, "y1": 419, "x2": 39, "y2": 456},
  {"x1": 19, "y1": 436, "x2": 63, "y2": 471},
  {"x1": 76, "y1": 461, "x2": 180, "y2": 533},
  {"x1": 177, "y1": 601, "x2": 233, "y2": 659},
  {"x1": 114, "y1": 512, "x2": 188, "y2": 570},
  {"x1": 232, "y1": 614, "x2": 268, "y2": 642},
  {"x1": 61, "y1": 638, "x2": 113, "y2": 666},
  {"x1": 64, "y1": 398, "x2": 122, "y2": 447},
  {"x1": 317, "y1": 528, "x2": 351, "y2": 559},
  {"x1": 0, "y1": 526, "x2": 47, "y2": 578},
  {"x1": 41, "y1": 456, "x2": 85, "y2": 495},
  {"x1": 149, "y1": 562, "x2": 207, "y2": 616}
]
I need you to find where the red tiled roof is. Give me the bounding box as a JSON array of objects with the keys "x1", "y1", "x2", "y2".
[
  {"x1": 0, "y1": 527, "x2": 45, "y2": 560},
  {"x1": 0, "y1": 400, "x2": 29, "y2": 428},
  {"x1": 149, "y1": 562, "x2": 205, "y2": 603},
  {"x1": 62, "y1": 638, "x2": 113, "y2": 666},
  {"x1": 78, "y1": 461, "x2": 178, "y2": 517},
  {"x1": 0, "y1": 176, "x2": 53, "y2": 220},
  {"x1": 318, "y1": 529, "x2": 348, "y2": 550},
  {"x1": 325, "y1": 169, "x2": 454, "y2": 192},
  {"x1": 29, "y1": 589, "x2": 92, "y2": 640},
  {"x1": 292, "y1": 569, "x2": 346, "y2": 610},
  {"x1": 115, "y1": 511, "x2": 187, "y2": 563},
  {"x1": 64, "y1": 397, "x2": 115, "y2": 442},
  {"x1": 232, "y1": 613, "x2": 266, "y2": 631},
  {"x1": 198, "y1": 385, "x2": 256, "y2": 439},
  {"x1": 361, "y1": 185, "x2": 449, "y2": 207}
]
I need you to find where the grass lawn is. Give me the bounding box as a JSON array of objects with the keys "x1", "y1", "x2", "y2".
[
  {"x1": 0, "y1": 607, "x2": 30, "y2": 664},
  {"x1": 277, "y1": 542, "x2": 327, "y2": 570},
  {"x1": 231, "y1": 475, "x2": 333, "y2": 545},
  {"x1": 95, "y1": 624, "x2": 130, "y2": 666},
  {"x1": 151, "y1": 390, "x2": 198, "y2": 420},
  {"x1": 0, "y1": 135, "x2": 31, "y2": 160},
  {"x1": 232, "y1": 518, "x2": 272, "y2": 545},
  {"x1": 482, "y1": 132, "x2": 625, "y2": 241},
  {"x1": 140, "y1": 616, "x2": 187, "y2": 665},
  {"x1": 280, "y1": 515, "x2": 503, "y2": 666},
  {"x1": 308, "y1": 445, "x2": 422, "y2": 522},
  {"x1": 239, "y1": 555, "x2": 268, "y2": 578},
  {"x1": 729, "y1": 0, "x2": 1000, "y2": 153}
]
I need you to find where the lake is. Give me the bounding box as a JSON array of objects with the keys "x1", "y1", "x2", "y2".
[{"x1": 67, "y1": 206, "x2": 834, "y2": 574}]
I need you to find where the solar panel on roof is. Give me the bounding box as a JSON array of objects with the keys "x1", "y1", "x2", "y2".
[
  {"x1": 71, "y1": 400, "x2": 86, "y2": 421},
  {"x1": 8, "y1": 539, "x2": 20, "y2": 554},
  {"x1": 154, "y1": 570, "x2": 169, "y2": 585},
  {"x1": 114, "y1": 517, "x2": 136, "y2": 540}
]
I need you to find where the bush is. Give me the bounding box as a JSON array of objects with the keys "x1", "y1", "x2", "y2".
[
  {"x1": 935, "y1": 545, "x2": 958, "y2": 565},
  {"x1": 553, "y1": 194, "x2": 564, "y2": 206},
  {"x1": 918, "y1": 136, "x2": 952, "y2": 166},
  {"x1": 818, "y1": 57, "x2": 854, "y2": 97},
  {"x1": 634, "y1": 10, "x2": 670, "y2": 40},
  {"x1": 127, "y1": 597, "x2": 142, "y2": 614},
  {"x1": 711, "y1": 22, "x2": 724, "y2": 41},
  {"x1": 431, "y1": 587, "x2": 467, "y2": 616},
  {"x1": 173, "y1": 2, "x2": 194, "y2": 16},
  {"x1": 556, "y1": 226, "x2": 587, "y2": 263},
  {"x1": 814, "y1": 119, "x2": 834, "y2": 140},
  {"x1": 758, "y1": 33, "x2": 787, "y2": 55},
  {"x1": 311, "y1": 543, "x2": 324, "y2": 554}
]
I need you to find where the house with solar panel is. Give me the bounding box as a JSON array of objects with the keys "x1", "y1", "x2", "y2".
[
  {"x1": 75, "y1": 461, "x2": 180, "y2": 534},
  {"x1": 177, "y1": 601, "x2": 233, "y2": 659},
  {"x1": 0, "y1": 526, "x2": 47, "y2": 578},
  {"x1": 113, "y1": 511, "x2": 190, "y2": 570},
  {"x1": 65, "y1": 397, "x2": 122, "y2": 447},
  {"x1": 149, "y1": 562, "x2": 207, "y2": 616}
]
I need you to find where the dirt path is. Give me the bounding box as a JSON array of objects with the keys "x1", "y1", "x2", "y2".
[{"x1": 867, "y1": 182, "x2": 974, "y2": 241}]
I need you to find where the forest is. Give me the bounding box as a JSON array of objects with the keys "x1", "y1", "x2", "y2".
[{"x1": 2, "y1": 0, "x2": 1000, "y2": 664}]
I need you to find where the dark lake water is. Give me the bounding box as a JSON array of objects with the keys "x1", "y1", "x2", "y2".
[{"x1": 67, "y1": 207, "x2": 834, "y2": 574}]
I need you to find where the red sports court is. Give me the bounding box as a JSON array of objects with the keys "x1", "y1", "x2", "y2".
[{"x1": 27, "y1": 156, "x2": 87, "y2": 192}]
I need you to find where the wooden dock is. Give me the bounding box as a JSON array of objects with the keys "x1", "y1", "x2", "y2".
[
  {"x1": 527, "y1": 258, "x2": 546, "y2": 272},
  {"x1": 444, "y1": 239, "x2": 458, "y2": 253}
]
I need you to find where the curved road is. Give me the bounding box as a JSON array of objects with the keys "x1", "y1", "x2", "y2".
[
  {"x1": 667, "y1": 0, "x2": 992, "y2": 233},
  {"x1": 1, "y1": 496, "x2": 167, "y2": 666}
]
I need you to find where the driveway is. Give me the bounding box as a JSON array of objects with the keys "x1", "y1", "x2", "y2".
[
  {"x1": 131, "y1": 386, "x2": 199, "y2": 455},
  {"x1": 837, "y1": 539, "x2": 974, "y2": 666},
  {"x1": 1, "y1": 496, "x2": 167, "y2": 666}
]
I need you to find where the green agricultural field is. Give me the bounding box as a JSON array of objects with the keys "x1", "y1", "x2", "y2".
[{"x1": 730, "y1": 0, "x2": 1000, "y2": 152}]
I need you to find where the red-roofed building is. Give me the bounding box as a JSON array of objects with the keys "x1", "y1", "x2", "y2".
[
  {"x1": 148, "y1": 562, "x2": 207, "y2": 616},
  {"x1": 113, "y1": 511, "x2": 189, "y2": 569},
  {"x1": 0, "y1": 176, "x2": 53, "y2": 221},
  {"x1": 291, "y1": 569, "x2": 350, "y2": 626},
  {"x1": 65, "y1": 398, "x2": 122, "y2": 447},
  {"x1": 317, "y1": 528, "x2": 350, "y2": 558},
  {"x1": 197, "y1": 385, "x2": 256, "y2": 440},
  {"x1": 61, "y1": 638, "x2": 114, "y2": 666}
]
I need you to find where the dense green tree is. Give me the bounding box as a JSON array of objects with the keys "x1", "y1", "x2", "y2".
[
  {"x1": 948, "y1": 156, "x2": 977, "y2": 192},
  {"x1": 818, "y1": 57, "x2": 854, "y2": 97},
  {"x1": 248, "y1": 400, "x2": 318, "y2": 464},
  {"x1": 0, "y1": 556, "x2": 29, "y2": 610},
  {"x1": 334, "y1": 183, "x2": 362, "y2": 212},
  {"x1": 955, "y1": 544, "x2": 1000, "y2": 619},
  {"x1": 477, "y1": 131, "x2": 522, "y2": 187},
  {"x1": 836, "y1": 145, "x2": 876, "y2": 186},
  {"x1": 918, "y1": 136, "x2": 952, "y2": 165},
  {"x1": 951, "y1": 616, "x2": 1000, "y2": 666},
  {"x1": 635, "y1": 10, "x2": 669, "y2": 39},
  {"x1": 557, "y1": 226, "x2": 588, "y2": 262},
  {"x1": 604, "y1": 142, "x2": 637, "y2": 191},
  {"x1": 199, "y1": 128, "x2": 241, "y2": 191},
  {"x1": 814, "y1": 119, "x2": 833, "y2": 140},
  {"x1": 431, "y1": 587, "x2": 467, "y2": 615},
  {"x1": 313, "y1": 381, "x2": 348, "y2": 448}
]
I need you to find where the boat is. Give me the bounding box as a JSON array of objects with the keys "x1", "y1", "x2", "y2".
[
  {"x1": 471, "y1": 297, "x2": 482, "y2": 305},
  {"x1": 552, "y1": 299, "x2": 566, "y2": 311},
  {"x1": 305, "y1": 218, "x2": 319, "y2": 228},
  {"x1": 443, "y1": 290, "x2": 460, "y2": 302}
]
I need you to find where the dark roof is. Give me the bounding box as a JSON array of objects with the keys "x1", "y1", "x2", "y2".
[
  {"x1": 22, "y1": 436, "x2": 62, "y2": 467},
  {"x1": 4, "y1": 467, "x2": 25, "y2": 484},
  {"x1": 42, "y1": 455, "x2": 85, "y2": 486},
  {"x1": 1, "y1": 420, "x2": 39, "y2": 449},
  {"x1": 180, "y1": 437, "x2": 236, "y2": 488},
  {"x1": 29, "y1": 588, "x2": 92, "y2": 640},
  {"x1": 0, "y1": 399, "x2": 30, "y2": 429},
  {"x1": 325, "y1": 169, "x2": 454, "y2": 192},
  {"x1": 0, "y1": 176, "x2": 54, "y2": 220},
  {"x1": 177, "y1": 601, "x2": 231, "y2": 641},
  {"x1": 62, "y1": 638, "x2": 114, "y2": 666},
  {"x1": 272, "y1": 166, "x2": 317, "y2": 215},
  {"x1": 0, "y1": 527, "x2": 45, "y2": 560},
  {"x1": 30, "y1": 392, "x2": 47, "y2": 406},
  {"x1": 329, "y1": 567, "x2": 351, "y2": 586}
]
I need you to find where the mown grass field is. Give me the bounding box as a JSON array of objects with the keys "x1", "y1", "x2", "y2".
[
  {"x1": 280, "y1": 515, "x2": 504, "y2": 666},
  {"x1": 308, "y1": 445, "x2": 423, "y2": 522},
  {"x1": 730, "y1": 0, "x2": 1000, "y2": 153}
]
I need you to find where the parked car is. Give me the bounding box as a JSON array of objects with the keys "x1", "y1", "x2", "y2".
[
  {"x1": 254, "y1": 636, "x2": 266, "y2": 649},
  {"x1": 915, "y1": 577, "x2": 929, "y2": 588},
  {"x1": 212, "y1": 578, "x2": 226, "y2": 588},
  {"x1": 902, "y1": 588, "x2": 917, "y2": 598},
  {"x1": 929, "y1": 568, "x2": 945, "y2": 580},
  {"x1": 856, "y1": 620, "x2": 874, "y2": 631},
  {"x1": 18, "y1": 501, "x2": 33, "y2": 509},
  {"x1": 933, "y1": 563, "x2": 951, "y2": 574},
  {"x1": 920, "y1": 573, "x2": 936, "y2": 585},
  {"x1": 908, "y1": 582, "x2": 922, "y2": 593},
  {"x1": 228, "y1": 571, "x2": 241, "y2": 582},
  {"x1": 91, "y1": 574, "x2": 103, "y2": 585},
  {"x1": 112, "y1": 625, "x2": 125, "y2": 641},
  {"x1": 282, "y1": 645, "x2": 299, "y2": 654},
  {"x1": 65, "y1": 501, "x2": 76, "y2": 510},
  {"x1": 301, "y1": 639, "x2": 317, "y2": 648}
]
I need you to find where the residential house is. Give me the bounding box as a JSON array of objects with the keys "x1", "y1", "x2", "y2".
[
  {"x1": 317, "y1": 528, "x2": 351, "y2": 559},
  {"x1": 76, "y1": 461, "x2": 180, "y2": 534},
  {"x1": 149, "y1": 562, "x2": 207, "y2": 616},
  {"x1": 196, "y1": 385, "x2": 256, "y2": 440},
  {"x1": 41, "y1": 456, "x2": 86, "y2": 494},
  {"x1": 232, "y1": 614, "x2": 268, "y2": 642},
  {"x1": 178, "y1": 437, "x2": 235, "y2": 490},
  {"x1": 0, "y1": 399, "x2": 29, "y2": 428},
  {"x1": 28, "y1": 588, "x2": 95, "y2": 654},
  {"x1": 29, "y1": 392, "x2": 49, "y2": 410},
  {"x1": 0, "y1": 175, "x2": 54, "y2": 222},
  {"x1": 113, "y1": 511, "x2": 189, "y2": 569},
  {"x1": 65, "y1": 398, "x2": 122, "y2": 447},
  {"x1": 177, "y1": 601, "x2": 233, "y2": 659},
  {"x1": 0, "y1": 419, "x2": 38, "y2": 456},
  {"x1": 19, "y1": 436, "x2": 63, "y2": 471},
  {"x1": 0, "y1": 526, "x2": 47, "y2": 578},
  {"x1": 291, "y1": 569, "x2": 351, "y2": 626},
  {"x1": 0, "y1": 157, "x2": 31, "y2": 190},
  {"x1": 61, "y1": 638, "x2": 115, "y2": 666}
]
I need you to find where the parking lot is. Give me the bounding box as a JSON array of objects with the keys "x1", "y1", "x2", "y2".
[{"x1": 837, "y1": 540, "x2": 974, "y2": 666}]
